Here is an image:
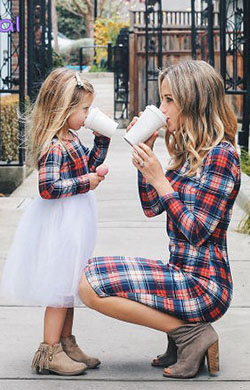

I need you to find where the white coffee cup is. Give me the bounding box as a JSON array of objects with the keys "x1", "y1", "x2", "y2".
[
  {"x1": 123, "y1": 105, "x2": 166, "y2": 146},
  {"x1": 85, "y1": 107, "x2": 118, "y2": 138}
]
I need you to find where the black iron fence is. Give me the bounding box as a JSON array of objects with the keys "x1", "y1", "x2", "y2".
[
  {"x1": 219, "y1": 0, "x2": 250, "y2": 151},
  {"x1": 131, "y1": 2, "x2": 249, "y2": 150},
  {"x1": 0, "y1": 0, "x2": 53, "y2": 167},
  {"x1": 0, "y1": 0, "x2": 25, "y2": 166}
]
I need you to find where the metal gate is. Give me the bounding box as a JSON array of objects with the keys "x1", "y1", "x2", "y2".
[
  {"x1": 0, "y1": 0, "x2": 52, "y2": 166},
  {"x1": 219, "y1": 0, "x2": 250, "y2": 150},
  {"x1": 191, "y1": 0, "x2": 215, "y2": 66},
  {"x1": 0, "y1": 0, "x2": 25, "y2": 166},
  {"x1": 27, "y1": 0, "x2": 53, "y2": 102},
  {"x1": 145, "y1": 0, "x2": 162, "y2": 106},
  {"x1": 113, "y1": 27, "x2": 129, "y2": 120}
]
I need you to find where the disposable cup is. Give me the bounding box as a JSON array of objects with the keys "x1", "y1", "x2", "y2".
[
  {"x1": 123, "y1": 105, "x2": 166, "y2": 146},
  {"x1": 85, "y1": 107, "x2": 118, "y2": 138}
]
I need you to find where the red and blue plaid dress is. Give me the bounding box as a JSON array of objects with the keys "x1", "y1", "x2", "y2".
[
  {"x1": 39, "y1": 132, "x2": 111, "y2": 199},
  {"x1": 85, "y1": 142, "x2": 241, "y2": 322}
]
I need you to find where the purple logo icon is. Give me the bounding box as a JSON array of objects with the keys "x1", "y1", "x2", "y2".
[{"x1": 0, "y1": 16, "x2": 19, "y2": 33}]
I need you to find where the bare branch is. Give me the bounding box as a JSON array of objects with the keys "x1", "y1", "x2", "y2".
[
  {"x1": 57, "y1": 0, "x2": 83, "y2": 17},
  {"x1": 71, "y1": 0, "x2": 88, "y2": 15},
  {"x1": 85, "y1": 0, "x2": 94, "y2": 12}
]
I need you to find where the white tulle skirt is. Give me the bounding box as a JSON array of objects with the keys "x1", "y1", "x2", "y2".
[{"x1": 0, "y1": 191, "x2": 97, "y2": 307}]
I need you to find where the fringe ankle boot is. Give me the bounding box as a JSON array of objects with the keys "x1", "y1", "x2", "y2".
[
  {"x1": 60, "y1": 335, "x2": 101, "y2": 369},
  {"x1": 31, "y1": 342, "x2": 87, "y2": 375}
]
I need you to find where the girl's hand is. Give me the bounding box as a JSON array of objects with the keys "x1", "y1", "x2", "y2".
[
  {"x1": 126, "y1": 115, "x2": 140, "y2": 132},
  {"x1": 88, "y1": 172, "x2": 105, "y2": 190},
  {"x1": 126, "y1": 113, "x2": 159, "y2": 150},
  {"x1": 132, "y1": 143, "x2": 165, "y2": 187},
  {"x1": 144, "y1": 131, "x2": 159, "y2": 149},
  {"x1": 93, "y1": 131, "x2": 102, "y2": 137}
]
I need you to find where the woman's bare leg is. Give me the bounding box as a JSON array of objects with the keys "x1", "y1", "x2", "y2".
[
  {"x1": 44, "y1": 307, "x2": 68, "y2": 345},
  {"x1": 61, "y1": 308, "x2": 74, "y2": 338},
  {"x1": 79, "y1": 274, "x2": 185, "y2": 333}
]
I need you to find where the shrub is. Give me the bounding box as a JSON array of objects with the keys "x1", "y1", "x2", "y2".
[
  {"x1": 89, "y1": 64, "x2": 107, "y2": 72},
  {"x1": 0, "y1": 95, "x2": 19, "y2": 162},
  {"x1": 52, "y1": 48, "x2": 66, "y2": 68},
  {"x1": 237, "y1": 149, "x2": 250, "y2": 235},
  {"x1": 240, "y1": 149, "x2": 250, "y2": 177},
  {"x1": 94, "y1": 18, "x2": 129, "y2": 66}
]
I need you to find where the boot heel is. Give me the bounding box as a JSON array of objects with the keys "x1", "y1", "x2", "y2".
[
  {"x1": 206, "y1": 340, "x2": 219, "y2": 374},
  {"x1": 36, "y1": 367, "x2": 50, "y2": 375}
]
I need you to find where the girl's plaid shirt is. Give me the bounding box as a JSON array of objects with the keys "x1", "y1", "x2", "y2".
[
  {"x1": 138, "y1": 142, "x2": 241, "y2": 289},
  {"x1": 38, "y1": 134, "x2": 110, "y2": 199}
]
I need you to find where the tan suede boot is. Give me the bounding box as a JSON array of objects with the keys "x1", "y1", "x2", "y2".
[
  {"x1": 60, "y1": 335, "x2": 101, "y2": 368},
  {"x1": 163, "y1": 323, "x2": 219, "y2": 379},
  {"x1": 151, "y1": 335, "x2": 177, "y2": 367},
  {"x1": 31, "y1": 342, "x2": 87, "y2": 375}
]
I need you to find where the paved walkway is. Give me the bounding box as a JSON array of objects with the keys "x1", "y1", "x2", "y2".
[
  {"x1": 0, "y1": 128, "x2": 250, "y2": 389},
  {"x1": 0, "y1": 74, "x2": 250, "y2": 389}
]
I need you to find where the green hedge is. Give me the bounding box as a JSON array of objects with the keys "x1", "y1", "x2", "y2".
[
  {"x1": 0, "y1": 95, "x2": 19, "y2": 162},
  {"x1": 240, "y1": 150, "x2": 250, "y2": 177}
]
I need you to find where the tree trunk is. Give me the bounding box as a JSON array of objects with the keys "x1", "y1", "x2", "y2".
[
  {"x1": 51, "y1": 0, "x2": 59, "y2": 52},
  {"x1": 85, "y1": 12, "x2": 94, "y2": 38}
]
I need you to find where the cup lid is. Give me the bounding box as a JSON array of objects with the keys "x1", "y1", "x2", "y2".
[{"x1": 146, "y1": 105, "x2": 166, "y2": 123}]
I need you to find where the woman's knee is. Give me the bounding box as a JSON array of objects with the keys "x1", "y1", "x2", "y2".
[{"x1": 79, "y1": 273, "x2": 99, "y2": 309}]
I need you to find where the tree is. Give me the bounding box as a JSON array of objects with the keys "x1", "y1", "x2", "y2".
[
  {"x1": 56, "y1": 0, "x2": 125, "y2": 38},
  {"x1": 56, "y1": 0, "x2": 86, "y2": 39}
]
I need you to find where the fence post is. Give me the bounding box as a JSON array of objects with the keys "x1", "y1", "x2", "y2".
[
  {"x1": 79, "y1": 48, "x2": 83, "y2": 72},
  {"x1": 107, "y1": 42, "x2": 112, "y2": 71},
  {"x1": 19, "y1": 0, "x2": 25, "y2": 165}
]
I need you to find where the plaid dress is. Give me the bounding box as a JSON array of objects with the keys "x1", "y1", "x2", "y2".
[
  {"x1": 85, "y1": 142, "x2": 241, "y2": 322},
  {"x1": 39, "y1": 132, "x2": 110, "y2": 199},
  {"x1": 1, "y1": 132, "x2": 110, "y2": 307}
]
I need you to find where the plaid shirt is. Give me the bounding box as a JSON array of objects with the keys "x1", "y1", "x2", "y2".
[
  {"x1": 39, "y1": 133, "x2": 110, "y2": 199},
  {"x1": 138, "y1": 142, "x2": 241, "y2": 290}
]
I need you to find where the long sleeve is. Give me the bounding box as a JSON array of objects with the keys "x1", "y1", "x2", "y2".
[
  {"x1": 83, "y1": 135, "x2": 110, "y2": 172},
  {"x1": 138, "y1": 170, "x2": 165, "y2": 217},
  {"x1": 39, "y1": 144, "x2": 90, "y2": 199},
  {"x1": 158, "y1": 146, "x2": 240, "y2": 247}
]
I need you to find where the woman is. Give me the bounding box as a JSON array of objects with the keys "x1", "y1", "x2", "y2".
[{"x1": 79, "y1": 60, "x2": 241, "y2": 379}]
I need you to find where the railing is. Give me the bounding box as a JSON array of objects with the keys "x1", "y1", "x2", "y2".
[{"x1": 130, "y1": 10, "x2": 219, "y2": 29}]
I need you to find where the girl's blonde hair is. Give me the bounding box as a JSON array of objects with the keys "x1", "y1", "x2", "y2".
[
  {"x1": 159, "y1": 60, "x2": 238, "y2": 176},
  {"x1": 28, "y1": 67, "x2": 94, "y2": 168}
]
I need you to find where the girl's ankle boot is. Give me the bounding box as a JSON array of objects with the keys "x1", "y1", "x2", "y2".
[
  {"x1": 31, "y1": 342, "x2": 87, "y2": 375},
  {"x1": 163, "y1": 323, "x2": 219, "y2": 379},
  {"x1": 151, "y1": 335, "x2": 177, "y2": 367},
  {"x1": 60, "y1": 335, "x2": 101, "y2": 368}
]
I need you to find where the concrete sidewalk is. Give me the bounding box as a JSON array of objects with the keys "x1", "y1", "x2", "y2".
[{"x1": 0, "y1": 128, "x2": 250, "y2": 390}]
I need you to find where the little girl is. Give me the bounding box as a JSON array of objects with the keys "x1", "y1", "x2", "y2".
[{"x1": 0, "y1": 68, "x2": 110, "y2": 376}]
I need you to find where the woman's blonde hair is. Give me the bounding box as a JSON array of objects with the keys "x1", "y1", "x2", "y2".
[
  {"x1": 159, "y1": 60, "x2": 238, "y2": 176},
  {"x1": 27, "y1": 67, "x2": 94, "y2": 168}
]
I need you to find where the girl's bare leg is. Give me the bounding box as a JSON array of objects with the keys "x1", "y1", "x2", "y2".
[
  {"x1": 44, "y1": 307, "x2": 68, "y2": 345},
  {"x1": 79, "y1": 274, "x2": 185, "y2": 333},
  {"x1": 61, "y1": 308, "x2": 74, "y2": 338}
]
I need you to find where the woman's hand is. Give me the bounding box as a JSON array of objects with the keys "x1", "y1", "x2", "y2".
[
  {"x1": 88, "y1": 172, "x2": 105, "y2": 190},
  {"x1": 132, "y1": 143, "x2": 165, "y2": 187},
  {"x1": 132, "y1": 143, "x2": 174, "y2": 196},
  {"x1": 126, "y1": 114, "x2": 159, "y2": 150}
]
